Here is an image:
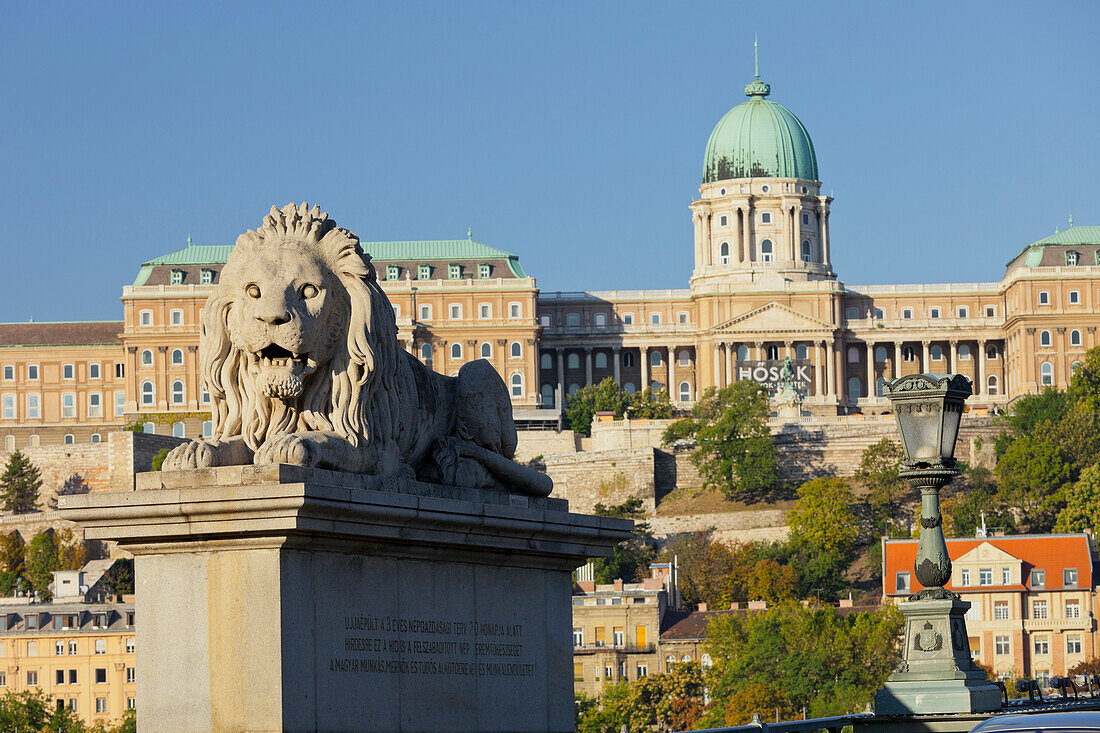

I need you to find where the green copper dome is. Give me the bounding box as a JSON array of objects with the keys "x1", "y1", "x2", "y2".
[{"x1": 702, "y1": 77, "x2": 819, "y2": 183}]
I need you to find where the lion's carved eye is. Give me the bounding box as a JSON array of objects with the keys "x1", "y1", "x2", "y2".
[
  {"x1": 246, "y1": 284, "x2": 261, "y2": 299},
  {"x1": 301, "y1": 284, "x2": 319, "y2": 299}
]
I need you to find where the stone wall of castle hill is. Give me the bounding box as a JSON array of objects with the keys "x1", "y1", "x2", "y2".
[
  {"x1": 514, "y1": 430, "x2": 579, "y2": 464},
  {"x1": 648, "y1": 510, "x2": 790, "y2": 545},
  {"x1": 543, "y1": 449, "x2": 659, "y2": 516},
  {"x1": 0, "y1": 431, "x2": 187, "y2": 513}
]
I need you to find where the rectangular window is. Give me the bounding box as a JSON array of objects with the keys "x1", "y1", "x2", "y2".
[
  {"x1": 846, "y1": 307, "x2": 859, "y2": 320},
  {"x1": 1, "y1": 366, "x2": 11, "y2": 381},
  {"x1": 1067, "y1": 600, "x2": 1081, "y2": 619},
  {"x1": 448, "y1": 264, "x2": 461, "y2": 279},
  {"x1": 650, "y1": 313, "x2": 661, "y2": 325},
  {"x1": 126, "y1": 667, "x2": 135, "y2": 683},
  {"x1": 69, "y1": 669, "x2": 77, "y2": 684},
  {"x1": 994, "y1": 601, "x2": 1009, "y2": 620},
  {"x1": 94, "y1": 668, "x2": 107, "y2": 684},
  {"x1": 929, "y1": 307, "x2": 941, "y2": 318},
  {"x1": 418, "y1": 264, "x2": 431, "y2": 280},
  {"x1": 613, "y1": 627, "x2": 624, "y2": 647},
  {"x1": 623, "y1": 314, "x2": 634, "y2": 325},
  {"x1": 957, "y1": 306, "x2": 968, "y2": 318},
  {"x1": 55, "y1": 641, "x2": 64, "y2": 656},
  {"x1": 1069, "y1": 636, "x2": 1083, "y2": 655},
  {"x1": 96, "y1": 697, "x2": 107, "y2": 713},
  {"x1": 115, "y1": 392, "x2": 125, "y2": 417},
  {"x1": 56, "y1": 669, "x2": 65, "y2": 684},
  {"x1": 68, "y1": 641, "x2": 77, "y2": 655},
  {"x1": 572, "y1": 628, "x2": 582, "y2": 646},
  {"x1": 960, "y1": 568, "x2": 970, "y2": 586},
  {"x1": 1032, "y1": 600, "x2": 1048, "y2": 619},
  {"x1": 1034, "y1": 637, "x2": 1049, "y2": 655},
  {"x1": 635, "y1": 625, "x2": 648, "y2": 648},
  {"x1": 995, "y1": 636, "x2": 1010, "y2": 655},
  {"x1": 1067, "y1": 251, "x2": 1079, "y2": 266},
  {"x1": 985, "y1": 306, "x2": 996, "y2": 317},
  {"x1": 386, "y1": 265, "x2": 399, "y2": 281},
  {"x1": 449, "y1": 304, "x2": 461, "y2": 320},
  {"x1": 1, "y1": 395, "x2": 13, "y2": 420},
  {"x1": 89, "y1": 363, "x2": 100, "y2": 379},
  {"x1": 26, "y1": 617, "x2": 37, "y2": 631},
  {"x1": 27, "y1": 365, "x2": 38, "y2": 380},
  {"x1": 88, "y1": 393, "x2": 102, "y2": 418},
  {"x1": 127, "y1": 697, "x2": 135, "y2": 711},
  {"x1": 1039, "y1": 291, "x2": 1050, "y2": 305},
  {"x1": 479, "y1": 304, "x2": 490, "y2": 319},
  {"x1": 1002, "y1": 567, "x2": 1011, "y2": 585},
  {"x1": 761, "y1": 212, "x2": 771, "y2": 223},
  {"x1": 418, "y1": 304, "x2": 431, "y2": 321},
  {"x1": 895, "y1": 572, "x2": 910, "y2": 592},
  {"x1": 62, "y1": 394, "x2": 76, "y2": 418},
  {"x1": 114, "y1": 362, "x2": 124, "y2": 378},
  {"x1": 26, "y1": 671, "x2": 37, "y2": 686},
  {"x1": 1031, "y1": 569, "x2": 1045, "y2": 588},
  {"x1": 478, "y1": 264, "x2": 490, "y2": 278},
  {"x1": 1065, "y1": 568, "x2": 1078, "y2": 587},
  {"x1": 94, "y1": 639, "x2": 106, "y2": 655},
  {"x1": 63, "y1": 364, "x2": 74, "y2": 380},
  {"x1": 979, "y1": 568, "x2": 992, "y2": 586},
  {"x1": 573, "y1": 662, "x2": 583, "y2": 681},
  {"x1": 0, "y1": 672, "x2": 5, "y2": 686},
  {"x1": 1070, "y1": 290, "x2": 1080, "y2": 304},
  {"x1": 509, "y1": 303, "x2": 520, "y2": 318},
  {"x1": 902, "y1": 308, "x2": 913, "y2": 319},
  {"x1": 170, "y1": 270, "x2": 183, "y2": 285},
  {"x1": 604, "y1": 665, "x2": 613, "y2": 680},
  {"x1": 637, "y1": 664, "x2": 648, "y2": 677},
  {"x1": 802, "y1": 212, "x2": 809, "y2": 225},
  {"x1": 200, "y1": 269, "x2": 213, "y2": 285}
]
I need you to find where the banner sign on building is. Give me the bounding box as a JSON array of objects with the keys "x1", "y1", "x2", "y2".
[{"x1": 737, "y1": 360, "x2": 812, "y2": 393}]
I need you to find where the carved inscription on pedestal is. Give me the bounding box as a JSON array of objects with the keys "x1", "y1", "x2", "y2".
[{"x1": 330, "y1": 614, "x2": 537, "y2": 679}]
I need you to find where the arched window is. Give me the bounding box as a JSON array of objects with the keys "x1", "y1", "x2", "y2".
[
  {"x1": 875, "y1": 346, "x2": 887, "y2": 363},
  {"x1": 766, "y1": 345, "x2": 779, "y2": 360},
  {"x1": 959, "y1": 345, "x2": 971, "y2": 360},
  {"x1": 801, "y1": 240, "x2": 812, "y2": 262},
  {"x1": 171, "y1": 348, "x2": 184, "y2": 366},
  {"x1": 595, "y1": 352, "x2": 607, "y2": 369},
  {"x1": 736, "y1": 345, "x2": 750, "y2": 361},
  {"x1": 172, "y1": 422, "x2": 185, "y2": 438},
  {"x1": 623, "y1": 352, "x2": 635, "y2": 368},
  {"x1": 873, "y1": 308, "x2": 884, "y2": 319},
  {"x1": 566, "y1": 313, "x2": 580, "y2": 327},
  {"x1": 1040, "y1": 362, "x2": 1054, "y2": 386},
  {"x1": 141, "y1": 349, "x2": 153, "y2": 366},
  {"x1": 1072, "y1": 361, "x2": 1082, "y2": 376},
  {"x1": 876, "y1": 377, "x2": 887, "y2": 397},
  {"x1": 540, "y1": 384, "x2": 554, "y2": 407},
  {"x1": 987, "y1": 375, "x2": 999, "y2": 396},
  {"x1": 931, "y1": 345, "x2": 943, "y2": 361},
  {"x1": 480, "y1": 342, "x2": 492, "y2": 359},
  {"x1": 451, "y1": 343, "x2": 463, "y2": 360},
  {"x1": 678, "y1": 381, "x2": 691, "y2": 402},
  {"x1": 538, "y1": 314, "x2": 551, "y2": 327},
  {"x1": 567, "y1": 353, "x2": 580, "y2": 370},
  {"x1": 540, "y1": 353, "x2": 552, "y2": 370},
  {"x1": 623, "y1": 382, "x2": 636, "y2": 394},
  {"x1": 650, "y1": 351, "x2": 661, "y2": 367},
  {"x1": 677, "y1": 350, "x2": 690, "y2": 367},
  {"x1": 420, "y1": 343, "x2": 433, "y2": 361},
  {"x1": 3, "y1": 436, "x2": 13, "y2": 451},
  {"x1": 595, "y1": 313, "x2": 607, "y2": 326},
  {"x1": 568, "y1": 383, "x2": 580, "y2": 396},
  {"x1": 760, "y1": 239, "x2": 773, "y2": 262},
  {"x1": 719, "y1": 242, "x2": 730, "y2": 265},
  {"x1": 903, "y1": 346, "x2": 916, "y2": 362},
  {"x1": 796, "y1": 344, "x2": 808, "y2": 360},
  {"x1": 510, "y1": 342, "x2": 522, "y2": 358},
  {"x1": 171, "y1": 380, "x2": 185, "y2": 405},
  {"x1": 1071, "y1": 330, "x2": 1082, "y2": 346},
  {"x1": 202, "y1": 420, "x2": 213, "y2": 438},
  {"x1": 848, "y1": 377, "x2": 862, "y2": 400},
  {"x1": 847, "y1": 346, "x2": 860, "y2": 363},
  {"x1": 510, "y1": 373, "x2": 523, "y2": 398},
  {"x1": 1040, "y1": 330, "x2": 1051, "y2": 347},
  {"x1": 141, "y1": 380, "x2": 154, "y2": 406},
  {"x1": 28, "y1": 434, "x2": 39, "y2": 447}
]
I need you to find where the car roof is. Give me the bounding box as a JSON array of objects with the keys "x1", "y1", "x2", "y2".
[{"x1": 971, "y1": 711, "x2": 1100, "y2": 732}]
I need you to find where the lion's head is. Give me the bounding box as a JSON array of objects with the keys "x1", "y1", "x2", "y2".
[{"x1": 202, "y1": 203, "x2": 400, "y2": 452}]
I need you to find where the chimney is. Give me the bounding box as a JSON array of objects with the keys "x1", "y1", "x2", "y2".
[
  {"x1": 613, "y1": 579, "x2": 623, "y2": 591},
  {"x1": 697, "y1": 602, "x2": 707, "y2": 612}
]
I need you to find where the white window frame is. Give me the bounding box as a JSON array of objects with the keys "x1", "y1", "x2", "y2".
[
  {"x1": 62, "y1": 392, "x2": 76, "y2": 418},
  {"x1": 115, "y1": 391, "x2": 125, "y2": 417},
  {"x1": 0, "y1": 394, "x2": 13, "y2": 420},
  {"x1": 418, "y1": 264, "x2": 431, "y2": 280},
  {"x1": 902, "y1": 308, "x2": 913, "y2": 319},
  {"x1": 419, "y1": 304, "x2": 432, "y2": 321},
  {"x1": 1038, "y1": 290, "x2": 1050, "y2": 305},
  {"x1": 478, "y1": 263, "x2": 490, "y2": 279},
  {"x1": 478, "y1": 303, "x2": 491, "y2": 320},
  {"x1": 480, "y1": 342, "x2": 492, "y2": 359},
  {"x1": 141, "y1": 381, "x2": 155, "y2": 406},
  {"x1": 88, "y1": 393, "x2": 102, "y2": 418},
  {"x1": 171, "y1": 380, "x2": 185, "y2": 405},
  {"x1": 929, "y1": 307, "x2": 941, "y2": 319},
  {"x1": 141, "y1": 349, "x2": 153, "y2": 366},
  {"x1": 650, "y1": 313, "x2": 661, "y2": 325},
  {"x1": 63, "y1": 363, "x2": 74, "y2": 380},
  {"x1": 171, "y1": 348, "x2": 184, "y2": 366},
  {"x1": 510, "y1": 342, "x2": 522, "y2": 359},
  {"x1": 1069, "y1": 290, "x2": 1080, "y2": 304},
  {"x1": 957, "y1": 306, "x2": 968, "y2": 318},
  {"x1": 508, "y1": 302, "x2": 521, "y2": 319},
  {"x1": 139, "y1": 309, "x2": 153, "y2": 326},
  {"x1": 26, "y1": 394, "x2": 40, "y2": 419},
  {"x1": 448, "y1": 264, "x2": 461, "y2": 280},
  {"x1": 449, "y1": 304, "x2": 461, "y2": 320},
  {"x1": 510, "y1": 372, "x2": 523, "y2": 398},
  {"x1": 200, "y1": 269, "x2": 213, "y2": 285},
  {"x1": 26, "y1": 364, "x2": 38, "y2": 381}
]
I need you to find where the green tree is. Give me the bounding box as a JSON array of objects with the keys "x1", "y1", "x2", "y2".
[
  {"x1": 786, "y1": 478, "x2": 861, "y2": 600},
  {"x1": 101, "y1": 559, "x2": 135, "y2": 598},
  {"x1": 628, "y1": 386, "x2": 673, "y2": 419},
  {"x1": 565, "y1": 377, "x2": 630, "y2": 436},
  {"x1": 659, "y1": 532, "x2": 736, "y2": 608},
  {"x1": 24, "y1": 530, "x2": 59, "y2": 599},
  {"x1": 56, "y1": 527, "x2": 86, "y2": 571},
  {"x1": 0, "y1": 531, "x2": 25, "y2": 575},
  {"x1": 662, "y1": 382, "x2": 777, "y2": 501},
  {"x1": 996, "y1": 434, "x2": 1075, "y2": 531},
  {"x1": 589, "y1": 536, "x2": 657, "y2": 584},
  {"x1": 698, "y1": 603, "x2": 903, "y2": 727},
  {"x1": 1055, "y1": 463, "x2": 1100, "y2": 533},
  {"x1": 150, "y1": 447, "x2": 170, "y2": 471},
  {"x1": 0, "y1": 451, "x2": 41, "y2": 514},
  {"x1": 853, "y1": 439, "x2": 905, "y2": 530},
  {"x1": 1069, "y1": 346, "x2": 1100, "y2": 413},
  {"x1": 942, "y1": 464, "x2": 1015, "y2": 537}
]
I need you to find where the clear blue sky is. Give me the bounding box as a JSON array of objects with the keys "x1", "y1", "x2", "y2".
[{"x1": 2, "y1": 1, "x2": 1097, "y2": 322}]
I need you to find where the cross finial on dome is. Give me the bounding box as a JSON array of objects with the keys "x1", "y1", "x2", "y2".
[{"x1": 745, "y1": 38, "x2": 770, "y2": 98}]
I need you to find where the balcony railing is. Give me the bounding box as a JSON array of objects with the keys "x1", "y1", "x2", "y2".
[{"x1": 573, "y1": 642, "x2": 656, "y2": 654}]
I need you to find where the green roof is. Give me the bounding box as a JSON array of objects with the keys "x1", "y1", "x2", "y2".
[
  {"x1": 1008, "y1": 225, "x2": 1100, "y2": 268},
  {"x1": 132, "y1": 239, "x2": 526, "y2": 286},
  {"x1": 703, "y1": 77, "x2": 818, "y2": 183}
]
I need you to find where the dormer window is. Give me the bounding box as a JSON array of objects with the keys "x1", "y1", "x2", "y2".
[
  {"x1": 170, "y1": 270, "x2": 184, "y2": 285},
  {"x1": 1066, "y1": 250, "x2": 1079, "y2": 266},
  {"x1": 93, "y1": 612, "x2": 109, "y2": 628},
  {"x1": 386, "y1": 265, "x2": 399, "y2": 281},
  {"x1": 478, "y1": 263, "x2": 491, "y2": 278},
  {"x1": 448, "y1": 264, "x2": 461, "y2": 279},
  {"x1": 418, "y1": 265, "x2": 431, "y2": 280},
  {"x1": 200, "y1": 269, "x2": 214, "y2": 285}
]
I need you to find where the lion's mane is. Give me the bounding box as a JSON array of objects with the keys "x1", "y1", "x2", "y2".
[{"x1": 200, "y1": 203, "x2": 401, "y2": 458}]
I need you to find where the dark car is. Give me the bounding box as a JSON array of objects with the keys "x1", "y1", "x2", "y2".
[{"x1": 970, "y1": 711, "x2": 1100, "y2": 732}]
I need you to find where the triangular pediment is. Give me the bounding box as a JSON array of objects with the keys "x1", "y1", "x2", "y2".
[
  {"x1": 956, "y1": 542, "x2": 1021, "y2": 565},
  {"x1": 711, "y1": 302, "x2": 835, "y2": 335}
]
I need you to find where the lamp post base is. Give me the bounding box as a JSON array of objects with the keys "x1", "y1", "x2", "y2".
[{"x1": 873, "y1": 597, "x2": 1002, "y2": 715}]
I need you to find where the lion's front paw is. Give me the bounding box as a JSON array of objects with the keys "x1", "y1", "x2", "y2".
[
  {"x1": 254, "y1": 434, "x2": 316, "y2": 467},
  {"x1": 162, "y1": 440, "x2": 220, "y2": 471}
]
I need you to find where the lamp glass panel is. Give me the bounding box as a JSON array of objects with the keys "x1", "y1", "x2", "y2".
[
  {"x1": 940, "y1": 404, "x2": 963, "y2": 461},
  {"x1": 902, "y1": 404, "x2": 942, "y2": 462}
]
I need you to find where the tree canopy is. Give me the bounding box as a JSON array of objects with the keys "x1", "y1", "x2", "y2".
[
  {"x1": 662, "y1": 382, "x2": 777, "y2": 501},
  {"x1": 564, "y1": 377, "x2": 631, "y2": 436},
  {"x1": 853, "y1": 439, "x2": 905, "y2": 531},
  {"x1": 0, "y1": 451, "x2": 41, "y2": 514}
]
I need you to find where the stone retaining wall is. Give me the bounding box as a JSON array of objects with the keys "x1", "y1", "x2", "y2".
[{"x1": 544, "y1": 449, "x2": 656, "y2": 515}]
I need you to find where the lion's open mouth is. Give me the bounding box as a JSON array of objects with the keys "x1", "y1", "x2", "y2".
[
  {"x1": 257, "y1": 343, "x2": 302, "y2": 367},
  {"x1": 248, "y1": 344, "x2": 319, "y2": 400}
]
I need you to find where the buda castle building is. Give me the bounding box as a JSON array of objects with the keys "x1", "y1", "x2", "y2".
[{"x1": 0, "y1": 72, "x2": 1098, "y2": 446}]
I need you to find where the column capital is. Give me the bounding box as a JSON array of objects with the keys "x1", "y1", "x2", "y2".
[
  {"x1": 584, "y1": 346, "x2": 593, "y2": 353},
  {"x1": 556, "y1": 347, "x2": 564, "y2": 354},
  {"x1": 784, "y1": 340, "x2": 793, "y2": 348},
  {"x1": 611, "y1": 345, "x2": 621, "y2": 352}
]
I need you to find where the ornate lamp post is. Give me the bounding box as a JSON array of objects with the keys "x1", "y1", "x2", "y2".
[{"x1": 874, "y1": 373, "x2": 1002, "y2": 716}]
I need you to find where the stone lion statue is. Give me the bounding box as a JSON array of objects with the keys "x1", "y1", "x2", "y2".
[{"x1": 163, "y1": 203, "x2": 551, "y2": 496}]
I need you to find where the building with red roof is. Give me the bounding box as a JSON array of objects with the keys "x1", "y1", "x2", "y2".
[{"x1": 883, "y1": 533, "x2": 1097, "y2": 682}]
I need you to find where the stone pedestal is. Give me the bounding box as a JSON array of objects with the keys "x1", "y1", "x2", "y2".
[
  {"x1": 874, "y1": 597, "x2": 1002, "y2": 715},
  {"x1": 61, "y1": 464, "x2": 632, "y2": 733}
]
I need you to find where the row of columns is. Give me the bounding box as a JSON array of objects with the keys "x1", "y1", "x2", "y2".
[
  {"x1": 693, "y1": 198, "x2": 831, "y2": 268},
  {"x1": 551, "y1": 345, "x2": 693, "y2": 407}
]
